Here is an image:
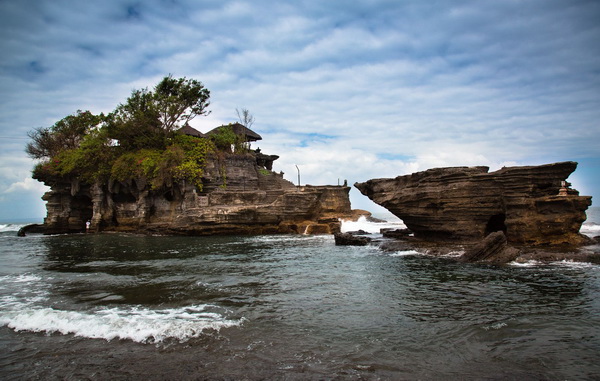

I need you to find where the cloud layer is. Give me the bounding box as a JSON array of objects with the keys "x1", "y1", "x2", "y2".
[{"x1": 1, "y1": 0, "x2": 599, "y2": 219}]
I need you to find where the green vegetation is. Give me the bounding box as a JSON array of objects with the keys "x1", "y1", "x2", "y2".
[
  {"x1": 26, "y1": 110, "x2": 103, "y2": 160},
  {"x1": 209, "y1": 124, "x2": 254, "y2": 153},
  {"x1": 258, "y1": 168, "x2": 272, "y2": 176},
  {"x1": 28, "y1": 76, "x2": 224, "y2": 191},
  {"x1": 210, "y1": 125, "x2": 238, "y2": 152}
]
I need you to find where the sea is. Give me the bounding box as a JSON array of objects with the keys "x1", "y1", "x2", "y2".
[{"x1": 1, "y1": 208, "x2": 599, "y2": 380}]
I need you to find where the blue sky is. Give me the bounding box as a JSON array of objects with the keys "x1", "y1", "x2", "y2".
[{"x1": 1, "y1": 0, "x2": 599, "y2": 220}]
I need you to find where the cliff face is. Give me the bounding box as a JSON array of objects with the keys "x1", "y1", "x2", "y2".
[
  {"x1": 42, "y1": 152, "x2": 352, "y2": 235},
  {"x1": 355, "y1": 162, "x2": 592, "y2": 246}
]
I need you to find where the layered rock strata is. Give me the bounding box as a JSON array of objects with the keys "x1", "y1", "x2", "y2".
[
  {"x1": 355, "y1": 162, "x2": 592, "y2": 246},
  {"x1": 42, "y1": 152, "x2": 352, "y2": 235}
]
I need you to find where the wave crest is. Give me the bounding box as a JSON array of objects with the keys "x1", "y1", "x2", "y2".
[{"x1": 0, "y1": 304, "x2": 243, "y2": 344}]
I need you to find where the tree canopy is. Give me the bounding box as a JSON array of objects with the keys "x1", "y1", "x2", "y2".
[
  {"x1": 27, "y1": 76, "x2": 218, "y2": 191},
  {"x1": 26, "y1": 110, "x2": 102, "y2": 160},
  {"x1": 155, "y1": 75, "x2": 211, "y2": 132},
  {"x1": 104, "y1": 75, "x2": 210, "y2": 151}
]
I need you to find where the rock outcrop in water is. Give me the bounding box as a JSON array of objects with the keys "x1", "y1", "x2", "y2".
[
  {"x1": 460, "y1": 231, "x2": 521, "y2": 264},
  {"x1": 17, "y1": 224, "x2": 45, "y2": 236},
  {"x1": 40, "y1": 150, "x2": 352, "y2": 235},
  {"x1": 27, "y1": 77, "x2": 355, "y2": 236},
  {"x1": 355, "y1": 162, "x2": 592, "y2": 246},
  {"x1": 333, "y1": 232, "x2": 372, "y2": 246}
]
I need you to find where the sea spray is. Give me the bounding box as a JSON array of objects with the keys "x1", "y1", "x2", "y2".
[{"x1": 340, "y1": 216, "x2": 406, "y2": 234}]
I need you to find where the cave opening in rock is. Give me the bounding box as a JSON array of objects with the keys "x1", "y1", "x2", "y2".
[
  {"x1": 485, "y1": 213, "x2": 507, "y2": 236},
  {"x1": 72, "y1": 195, "x2": 93, "y2": 231},
  {"x1": 112, "y1": 192, "x2": 136, "y2": 203},
  {"x1": 164, "y1": 191, "x2": 174, "y2": 201}
]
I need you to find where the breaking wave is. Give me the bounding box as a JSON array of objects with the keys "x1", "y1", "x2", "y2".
[
  {"x1": 581, "y1": 222, "x2": 600, "y2": 237},
  {"x1": 340, "y1": 215, "x2": 406, "y2": 234},
  {"x1": 342, "y1": 216, "x2": 599, "y2": 238},
  {"x1": 0, "y1": 273, "x2": 242, "y2": 344},
  {"x1": 0, "y1": 223, "x2": 26, "y2": 233},
  {"x1": 0, "y1": 304, "x2": 242, "y2": 344}
]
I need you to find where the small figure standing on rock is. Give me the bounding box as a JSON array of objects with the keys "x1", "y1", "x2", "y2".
[{"x1": 85, "y1": 220, "x2": 91, "y2": 232}]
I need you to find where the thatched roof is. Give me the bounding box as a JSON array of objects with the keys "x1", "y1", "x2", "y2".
[
  {"x1": 206, "y1": 123, "x2": 262, "y2": 142},
  {"x1": 177, "y1": 125, "x2": 206, "y2": 138}
]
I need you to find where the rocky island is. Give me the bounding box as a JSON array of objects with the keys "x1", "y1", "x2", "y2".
[
  {"x1": 41, "y1": 144, "x2": 353, "y2": 236},
  {"x1": 355, "y1": 162, "x2": 593, "y2": 249},
  {"x1": 26, "y1": 76, "x2": 354, "y2": 236},
  {"x1": 351, "y1": 162, "x2": 600, "y2": 264}
]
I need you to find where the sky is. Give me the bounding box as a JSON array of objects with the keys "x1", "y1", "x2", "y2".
[{"x1": 1, "y1": 0, "x2": 599, "y2": 221}]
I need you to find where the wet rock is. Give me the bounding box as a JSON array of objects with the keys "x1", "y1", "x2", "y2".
[
  {"x1": 460, "y1": 231, "x2": 520, "y2": 265},
  {"x1": 17, "y1": 224, "x2": 45, "y2": 237},
  {"x1": 334, "y1": 232, "x2": 372, "y2": 246},
  {"x1": 346, "y1": 230, "x2": 370, "y2": 235},
  {"x1": 517, "y1": 249, "x2": 600, "y2": 264},
  {"x1": 381, "y1": 228, "x2": 412, "y2": 239},
  {"x1": 378, "y1": 240, "x2": 415, "y2": 252},
  {"x1": 355, "y1": 162, "x2": 592, "y2": 246}
]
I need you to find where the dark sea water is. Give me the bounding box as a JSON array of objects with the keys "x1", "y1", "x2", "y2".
[{"x1": 1, "y1": 209, "x2": 600, "y2": 380}]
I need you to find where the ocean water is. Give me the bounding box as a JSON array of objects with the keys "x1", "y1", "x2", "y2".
[{"x1": 1, "y1": 209, "x2": 599, "y2": 380}]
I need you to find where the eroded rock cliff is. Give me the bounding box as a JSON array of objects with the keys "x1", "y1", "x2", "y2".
[
  {"x1": 42, "y1": 152, "x2": 352, "y2": 235},
  {"x1": 355, "y1": 161, "x2": 592, "y2": 246}
]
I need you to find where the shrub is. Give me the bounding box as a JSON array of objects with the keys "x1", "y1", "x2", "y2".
[
  {"x1": 209, "y1": 125, "x2": 238, "y2": 152},
  {"x1": 172, "y1": 135, "x2": 215, "y2": 191}
]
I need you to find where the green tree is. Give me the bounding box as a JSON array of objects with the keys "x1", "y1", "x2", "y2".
[
  {"x1": 155, "y1": 75, "x2": 211, "y2": 133},
  {"x1": 104, "y1": 75, "x2": 211, "y2": 151},
  {"x1": 28, "y1": 76, "x2": 214, "y2": 189},
  {"x1": 26, "y1": 110, "x2": 102, "y2": 160},
  {"x1": 32, "y1": 129, "x2": 115, "y2": 184},
  {"x1": 104, "y1": 88, "x2": 165, "y2": 151},
  {"x1": 209, "y1": 125, "x2": 238, "y2": 152}
]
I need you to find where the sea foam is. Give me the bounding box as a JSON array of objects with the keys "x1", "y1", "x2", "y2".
[
  {"x1": 389, "y1": 250, "x2": 421, "y2": 257},
  {"x1": 580, "y1": 223, "x2": 600, "y2": 237},
  {"x1": 0, "y1": 273, "x2": 242, "y2": 344},
  {"x1": 0, "y1": 304, "x2": 243, "y2": 344},
  {"x1": 341, "y1": 216, "x2": 406, "y2": 234},
  {"x1": 0, "y1": 223, "x2": 27, "y2": 233}
]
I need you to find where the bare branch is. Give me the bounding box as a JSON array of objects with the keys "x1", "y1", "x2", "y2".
[{"x1": 236, "y1": 108, "x2": 255, "y2": 129}]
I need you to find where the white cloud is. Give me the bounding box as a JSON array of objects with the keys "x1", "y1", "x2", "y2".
[
  {"x1": 4, "y1": 177, "x2": 49, "y2": 194},
  {"x1": 0, "y1": 0, "x2": 599, "y2": 219}
]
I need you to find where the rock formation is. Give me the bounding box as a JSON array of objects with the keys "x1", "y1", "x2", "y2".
[
  {"x1": 333, "y1": 232, "x2": 372, "y2": 246},
  {"x1": 17, "y1": 224, "x2": 45, "y2": 236},
  {"x1": 41, "y1": 151, "x2": 352, "y2": 235},
  {"x1": 355, "y1": 162, "x2": 592, "y2": 246},
  {"x1": 460, "y1": 231, "x2": 520, "y2": 265}
]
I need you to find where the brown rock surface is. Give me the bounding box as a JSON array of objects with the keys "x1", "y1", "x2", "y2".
[
  {"x1": 41, "y1": 152, "x2": 352, "y2": 235},
  {"x1": 334, "y1": 232, "x2": 372, "y2": 246},
  {"x1": 355, "y1": 161, "x2": 592, "y2": 246},
  {"x1": 460, "y1": 231, "x2": 520, "y2": 265}
]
